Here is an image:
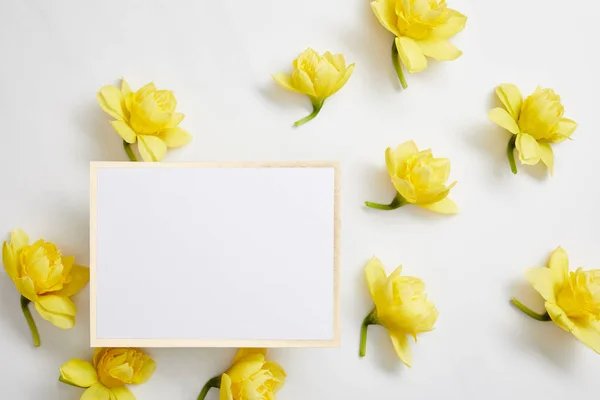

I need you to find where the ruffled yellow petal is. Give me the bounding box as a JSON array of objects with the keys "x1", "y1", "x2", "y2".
[
  {"x1": 233, "y1": 348, "x2": 267, "y2": 364},
  {"x1": 81, "y1": 383, "x2": 111, "y2": 400},
  {"x1": 488, "y1": 108, "x2": 520, "y2": 134},
  {"x1": 227, "y1": 354, "x2": 264, "y2": 382},
  {"x1": 330, "y1": 63, "x2": 355, "y2": 96},
  {"x1": 109, "y1": 121, "x2": 137, "y2": 144},
  {"x1": 515, "y1": 133, "x2": 540, "y2": 165},
  {"x1": 164, "y1": 113, "x2": 185, "y2": 129},
  {"x1": 34, "y1": 295, "x2": 76, "y2": 329},
  {"x1": 548, "y1": 247, "x2": 568, "y2": 288},
  {"x1": 110, "y1": 387, "x2": 135, "y2": 400},
  {"x1": 323, "y1": 52, "x2": 346, "y2": 71},
  {"x1": 553, "y1": 118, "x2": 578, "y2": 142},
  {"x1": 371, "y1": 0, "x2": 401, "y2": 36},
  {"x1": 131, "y1": 358, "x2": 156, "y2": 384},
  {"x1": 15, "y1": 277, "x2": 38, "y2": 302},
  {"x1": 108, "y1": 364, "x2": 134, "y2": 383},
  {"x1": 264, "y1": 361, "x2": 286, "y2": 393},
  {"x1": 137, "y1": 135, "x2": 167, "y2": 162},
  {"x1": 2, "y1": 241, "x2": 17, "y2": 280},
  {"x1": 272, "y1": 73, "x2": 302, "y2": 94},
  {"x1": 97, "y1": 86, "x2": 126, "y2": 121},
  {"x1": 365, "y1": 257, "x2": 387, "y2": 298},
  {"x1": 525, "y1": 267, "x2": 556, "y2": 303},
  {"x1": 389, "y1": 331, "x2": 412, "y2": 367},
  {"x1": 416, "y1": 39, "x2": 462, "y2": 61},
  {"x1": 60, "y1": 359, "x2": 98, "y2": 388},
  {"x1": 432, "y1": 10, "x2": 467, "y2": 38},
  {"x1": 291, "y1": 70, "x2": 316, "y2": 96},
  {"x1": 495, "y1": 84, "x2": 523, "y2": 120},
  {"x1": 313, "y1": 59, "x2": 339, "y2": 99},
  {"x1": 158, "y1": 128, "x2": 193, "y2": 148},
  {"x1": 54, "y1": 265, "x2": 89, "y2": 297},
  {"x1": 538, "y1": 143, "x2": 554, "y2": 175},
  {"x1": 10, "y1": 228, "x2": 30, "y2": 252},
  {"x1": 391, "y1": 177, "x2": 417, "y2": 203},
  {"x1": 396, "y1": 36, "x2": 427, "y2": 73},
  {"x1": 220, "y1": 374, "x2": 234, "y2": 400},
  {"x1": 386, "y1": 141, "x2": 419, "y2": 177},
  {"x1": 418, "y1": 197, "x2": 459, "y2": 214}
]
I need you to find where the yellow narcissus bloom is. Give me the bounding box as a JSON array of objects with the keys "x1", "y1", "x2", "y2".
[
  {"x1": 488, "y1": 84, "x2": 577, "y2": 175},
  {"x1": 365, "y1": 140, "x2": 459, "y2": 214},
  {"x1": 197, "y1": 348, "x2": 286, "y2": 400},
  {"x1": 511, "y1": 247, "x2": 600, "y2": 354},
  {"x1": 2, "y1": 229, "x2": 89, "y2": 347},
  {"x1": 97, "y1": 78, "x2": 192, "y2": 162},
  {"x1": 371, "y1": 0, "x2": 467, "y2": 88},
  {"x1": 60, "y1": 348, "x2": 156, "y2": 399},
  {"x1": 272, "y1": 48, "x2": 355, "y2": 126},
  {"x1": 360, "y1": 257, "x2": 438, "y2": 366}
]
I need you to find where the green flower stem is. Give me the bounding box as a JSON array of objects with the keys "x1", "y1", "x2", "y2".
[
  {"x1": 365, "y1": 193, "x2": 407, "y2": 211},
  {"x1": 359, "y1": 308, "x2": 379, "y2": 357},
  {"x1": 20, "y1": 296, "x2": 40, "y2": 348},
  {"x1": 198, "y1": 376, "x2": 222, "y2": 400},
  {"x1": 391, "y1": 40, "x2": 408, "y2": 89},
  {"x1": 507, "y1": 135, "x2": 518, "y2": 174},
  {"x1": 123, "y1": 140, "x2": 138, "y2": 162},
  {"x1": 294, "y1": 100, "x2": 324, "y2": 127},
  {"x1": 510, "y1": 298, "x2": 551, "y2": 321}
]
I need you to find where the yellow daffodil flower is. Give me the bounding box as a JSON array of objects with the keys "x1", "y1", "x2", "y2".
[
  {"x1": 488, "y1": 84, "x2": 577, "y2": 175},
  {"x1": 59, "y1": 348, "x2": 156, "y2": 399},
  {"x1": 272, "y1": 48, "x2": 354, "y2": 126},
  {"x1": 371, "y1": 0, "x2": 467, "y2": 88},
  {"x1": 2, "y1": 229, "x2": 89, "y2": 347},
  {"x1": 511, "y1": 247, "x2": 600, "y2": 354},
  {"x1": 365, "y1": 140, "x2": 459, "y2": 214},
  {"x1": 97, "y1": 78, "x2": 192, "y2": 162},
  {"x1": 198, "y1": 348, "x2": 286, "y2": 400},
  {"x1": 360, "y1": 257, "x2": 438, "y2": 366}
]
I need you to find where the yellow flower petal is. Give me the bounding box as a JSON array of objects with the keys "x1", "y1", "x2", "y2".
[
  {"x1": 158, "y1": 128, "x2": 193, "y2": 148},
  {"x1": 553, "y1": 118, "x2": 577, "y2": 141},
  {"x1": 323, "y1": 52, "x2": 346, "y2": 71},
  {"x1": 131, "y1": 358, "x2": 156, "y2": 384},
  {"x1": 232, "y1": 348, "x2": 267, "y2": 364},
  {"x1": 495, "y1": 84, "x2": 523, "y2": 120},
  {"x1": 571, "y1": 320, "x2": 600, "y2": 354},
  {"x1": 389, "y1": 332, "x2": 412, "y2": 367},
  {"x1": 109, "y1": 121, "x2": 137, "y2": 144},
  {"x1": 515, "y1": 133, "x2": 540, "y2": 165},
  {"x1": 548, "y1": 247, "x2": 568, "y2": 288},
  {"x1": 272, "y1": 73, "x2": 302, "y2": 94},
  {"x1": 227, "y1": 354, "x2": 264, "y2": 382},
  {"x1": 391, "y1": 177, "x2": 417, "y2": 203},
  {"x1": 110, "y1": 387, "x2": 135, "y2": 400},
  {"x1": 291, "y1": 69, "x2": 316, "y2": 96},
  {"x1": 488, "y1": 108, "x2": 520, "y2": 134},
  {"x1": 433, "y1": 10, "x2": 467, "y2": 38},
  {"x1": 108, "y1": 364, "x2": 134, "y2": 383},
  {"x1": 395, "y1": 36, "x2": 427, "y2": 73},
  {"x1": 137, "y1": 135, "x2": 167, "y2": 162},
  {"x1": 544, "y1": 302, "x2": 573, "y2": 332},
  {"x1": 314, "y1": 59, "x2": 340, "y2": 99},
  {"x1": 121, "y1": 79, "x2": 131, "y2": 97},
  {"x1": 365, "y1": 257, "x2": 387, "y2": 298},
  {"x1": 10, "y1": 228, "x2": 30, "y2": 252},
  {"x1": 220, "y1": 374, "x2": 234, "y2": 400},
  {"x1": 2, "y1": 241, "x2": 18, "y2": 280},
  {"x1": 81, "y1": 383, "x2": 111, "y2": 400},
  {"x1": 330, "y1": 63, "x2": 355, "y2": 96},
  {"x1": 34, "y1": 295, "x2": 76, "y2": 329},
  {"x1": 164, "y1": 112, "x2": 185, "y2": 129},
  {"x1": 371, "y1": 0, "x2": 401, "y2": 36},
  {"x1": 418, "y1": 197, "x2": 459, "y2": 214},
  {"x1": 264, "y1": 361, "x2": 286, "y2": 393},
  {"x1": 97, "y1": 86, "x2": 126, "y2": 121},
  {"x1": 538, "y1": 142, "x2": 554, "y2": 175},
  {"x1": 524, "y1": 267, "x2": 556, "y2": 303},
  {"x1": 15, "y1": 276, "x2": 38, "y2": 302},
  {"x1": 416, "y1": 39, "x2": 462, "y2": 61},
  {"x1": 60, "y1": 359, "x2": 98, "y2": 388},
  {"x1": 54, "y1": 265, "x2": 89, "y2": 297}
]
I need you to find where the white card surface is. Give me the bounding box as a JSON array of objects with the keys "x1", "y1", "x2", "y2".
[{"x1": 90, "y1": 162, "x2": 340, "y2": 347}]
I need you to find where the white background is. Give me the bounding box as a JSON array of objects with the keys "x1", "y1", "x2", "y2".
[
  {"x1": 95, "y1": 166, "x2": 335, "y2": 342},
  {"x1": 0, "y1": 0, "x2": 598, "y2": 399}
]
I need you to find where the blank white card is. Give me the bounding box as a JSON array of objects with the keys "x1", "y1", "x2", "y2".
[{"x1": 90, "y1": 162, "x2": 340, "y2": 347}]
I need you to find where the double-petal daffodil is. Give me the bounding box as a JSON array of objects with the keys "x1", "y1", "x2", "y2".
[
  {"x1": 511, "y1": 247, "x2": 600, "y2": 354},
  {"x1": 2, "y1": 229, "x2": 89, "y2": 347},
  {"x1": 365, "y1": 140, "x2": 459, "y2": 214},
  {"x1": 489, "y1": 84, "x2": 577, "y2": 175},
  {"x1": 59, "y1": 348, "x2": 156, "y2": 399},
  {"x1": 360, "y1": 257, "x2": 438, "y2": 366},
  {"x1": 198, "y1": 348, "x2": 286, "y2": 400},
  {"x1": 97, "y1": 78, "x2": 192, "y2": 162},
  {"x1": 272, "y1": 48, "x2": 355, "y2": 126},
  {"x1": 371, "y1": 0, "x2": 467, "y2": 88}
]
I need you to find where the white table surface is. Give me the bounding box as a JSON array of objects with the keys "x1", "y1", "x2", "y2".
[{"x1": 1, "y1": 0, "x2": 598, "y2": 399}]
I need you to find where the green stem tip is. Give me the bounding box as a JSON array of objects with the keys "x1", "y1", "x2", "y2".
[
  {"x1": 365, "y1": 193, "x2": 407, "y2": 211},
  {"x1": 198, "y1": 376, "x2": 222, "y2": 400},
  {"x1": 20, "y1": 296, "x2": 40, "y2": 348},
  {"x1": 294, "y1": 100, "x2": 324, "y2": 127},
  {"x1": 507, "y1": 135, "x2": 518, "y2": 174},
  {"x1": 359, "y1": 308, "x2": 378, "y2": 357},
  {"x1": 123, "y1": 140, "x2": 138, "y2": 162},
  {"x1": 510, "y1": 298, "x2": 551, "y2": 321},
  {"x1": 391, "y1": 40, "x2": 408, "y2": 90}
]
